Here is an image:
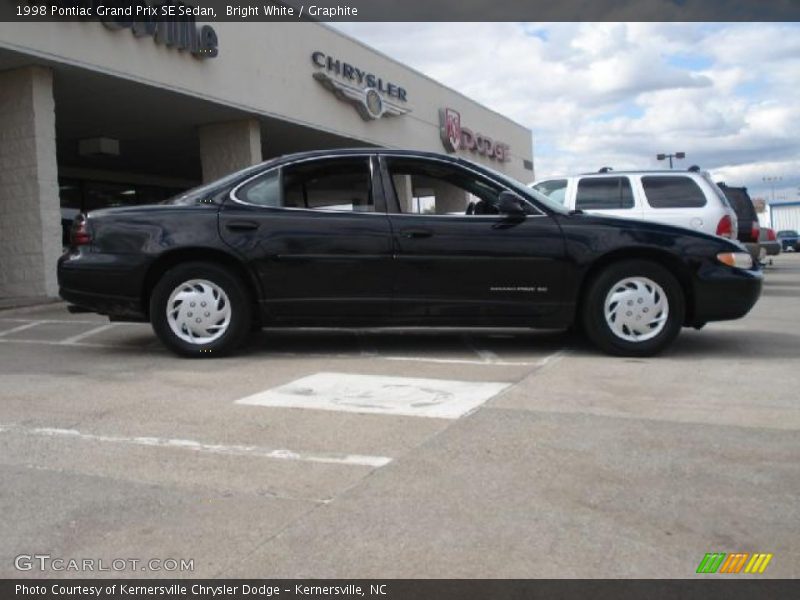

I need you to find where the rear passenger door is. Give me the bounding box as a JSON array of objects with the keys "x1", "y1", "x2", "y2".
[
  {"x1": 574, "y1": 176, "x2": 642, "y2": 221},
  {"x1": 219, "y1": 155, "x2": 393, "y2": 319}
]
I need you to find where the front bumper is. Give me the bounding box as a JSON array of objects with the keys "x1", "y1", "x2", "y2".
[{"x1": 690, "y1": 263, "x2": 763, "y2": 325}]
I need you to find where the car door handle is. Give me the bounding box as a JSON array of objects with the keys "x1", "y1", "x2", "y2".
[
  {"x1": 400, "y1": 228, "x2": 433, "y2": 239},
  {"x1": 225, "y1": 220, "x2": 260, "y2": 232}
]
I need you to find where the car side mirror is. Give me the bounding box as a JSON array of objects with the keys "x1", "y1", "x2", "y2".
[{"x1": 497, "y1": 191, "x2": 527, "y2": 216}]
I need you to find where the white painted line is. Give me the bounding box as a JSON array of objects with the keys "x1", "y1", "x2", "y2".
[
  {"x1": 0, "y1": 424, "x2": 391, "y2": 468},
  {"x1": 0, "y1": 321, "x2": 43, "y2": 337},
  {"x1": 0, "y1": 338, "x2": 119, "y2": 349},
  {"x1": 58, "y1": 323, "x2": 117, "y2": 345},
  {"x1": 0, "y1": 318, "x2": 142, "y2": 326},
  {"x1": 236, "y1": 372, "x2": 511, "y2": 419}
]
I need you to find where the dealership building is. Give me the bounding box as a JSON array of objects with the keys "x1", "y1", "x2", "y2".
[{"x1": 0, "y1": 19, "x2": 534, "y2": 300}]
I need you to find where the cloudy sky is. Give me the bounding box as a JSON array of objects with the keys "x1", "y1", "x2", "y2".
[{"x1": 334, "y1": 22, "x2": 800, "y2": 203}]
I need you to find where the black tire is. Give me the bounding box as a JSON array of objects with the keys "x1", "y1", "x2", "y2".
[
  {"x1": 581, "y1": 260, "x2": 685, "y2": 357},
  {"x1": 149, "y1": 261, "x2": 252, "y2": 358}
]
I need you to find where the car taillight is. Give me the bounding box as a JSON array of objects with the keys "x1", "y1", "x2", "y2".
[
  {"x1": 767, "y1": 228, "x2": 777, "y2": 242},
  {"x1": 70, "y1": 214, "x2": 91, "y2": 246},
  {"x1": 750, "y1": 222, "x2": 760, "y2": 243},
  {"x1": 716, "y1": 215, "x2": 733, "y2": 239}
]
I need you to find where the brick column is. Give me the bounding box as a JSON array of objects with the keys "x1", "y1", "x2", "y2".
[
  {"x1": 0, "y1": 67, "x2": 59, "y2": 298},
  {"x1": 198, "y1": 119, "x2": 262, "y2": 183}
]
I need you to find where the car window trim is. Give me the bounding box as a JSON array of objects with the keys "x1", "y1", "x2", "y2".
[{"x1": 228, "y1": 154, "x2": 387, "y2": 215}]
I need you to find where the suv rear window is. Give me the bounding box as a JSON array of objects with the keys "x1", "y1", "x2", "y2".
[
  {"x1": 642, "y1": 176, "x2": 706, "y2": 208},
  {"x1": 575, "y1": 177, "x2": 634, "y2": 210}
]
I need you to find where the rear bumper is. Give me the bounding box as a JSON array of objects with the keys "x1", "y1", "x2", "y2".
[
  {"x1": 57, "y1": 251, "x2": 148, "y2": 319},
  {"x1": 690, "y1": 263, "x2": 762, "y2": 325}
]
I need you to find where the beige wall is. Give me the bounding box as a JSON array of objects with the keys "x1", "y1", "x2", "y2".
[{"x1": 0, "y1": 21, "x2": 533, "y2": 181}]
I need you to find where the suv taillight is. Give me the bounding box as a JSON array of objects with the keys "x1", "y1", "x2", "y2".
[
  {"x1": 70, "y1": 214, "x2": 91, "y2": 246},
  {"x1": 716, "y1": 215, "x2": 733, "y2": 239},
  {"x1": 750, "y1": 222, "x2": 760, "y2": 243},
  {"x1": 767, "y1": 228, "x2": 777, "y2": 242}
]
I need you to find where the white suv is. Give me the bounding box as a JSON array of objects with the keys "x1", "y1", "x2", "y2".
[{"x1": 530, "y1": 168, "x2": 738, "y2": 239}]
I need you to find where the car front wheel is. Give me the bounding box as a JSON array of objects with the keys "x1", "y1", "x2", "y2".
[
  {"x1": 150, "y1": 262, "x2": 252, "y2": 357},
  {"x1": 581, "y1": 260, "x2": 685, "y2": 357}
]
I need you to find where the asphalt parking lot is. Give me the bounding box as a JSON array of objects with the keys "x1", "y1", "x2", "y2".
[{"x1": 1, "y1": 254, "x2": 799, "y2": 579}]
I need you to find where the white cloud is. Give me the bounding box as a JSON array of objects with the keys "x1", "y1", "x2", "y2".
[{"x1": 333, "y1": 22, "x2": 800, "y2": 201}]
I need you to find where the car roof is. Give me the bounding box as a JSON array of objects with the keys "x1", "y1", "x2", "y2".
[{"x1": 255, "y1": 147, "x2": 487, "y2": 171}]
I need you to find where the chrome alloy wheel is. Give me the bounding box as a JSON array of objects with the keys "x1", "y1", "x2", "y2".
[
  {"x1": 166, "y1": 279, "x2": 232, "y2": 345},
  {"x1": 603, "y1": 276, "x2": 669, "y2": 342}
]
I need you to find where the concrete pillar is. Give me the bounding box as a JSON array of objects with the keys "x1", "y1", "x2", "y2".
[
  {"x1": 393, "y1": 174, "x2": 414, "y2": 212},
  {"x1": 198, "y1": 119, "x2": 262, "y2": 183},
  {"x1": 0, "y1": 67, "x2": 59, "y2": 298}
]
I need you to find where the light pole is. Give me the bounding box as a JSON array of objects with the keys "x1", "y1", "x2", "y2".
[
  {"x1": 656, "y1": 152, "x2": 685, "y2": 169},
  {"x1": 762, "y1": 176, "x2": 782, "y2": 203}
]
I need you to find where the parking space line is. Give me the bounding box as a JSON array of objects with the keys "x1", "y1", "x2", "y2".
[
  {"x1": 0, "y1": 338, "x2": 118, "y2": 348},
  {"x1": 0, "y1": 318, "x2": 141, "y2": 326},
  {"x1": 58, "y1": 323, "x2": 118, "y2": 345},
  {"x1": 0, "y1": 423, "x2": 393, "y2": 468},
  {"x1": 0, "y1": 321, "x2": 44, "y2": 337}
]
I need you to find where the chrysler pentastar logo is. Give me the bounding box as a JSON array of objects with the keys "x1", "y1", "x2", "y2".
[{"x1": 311, "y1": 51, "x2": 411, "y2": 121}]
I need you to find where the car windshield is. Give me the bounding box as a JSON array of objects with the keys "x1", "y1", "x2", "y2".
[{"x1": 778, "y1": 230, "x2": 798, "y2": 237}]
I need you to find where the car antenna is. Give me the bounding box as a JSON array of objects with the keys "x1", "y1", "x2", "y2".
[
  {"x1": 598, "y1": 166, "x2": 613, "y2": 173},
  {"x1": 688, "y1": 165, "x2": 701, "y2": 172}
]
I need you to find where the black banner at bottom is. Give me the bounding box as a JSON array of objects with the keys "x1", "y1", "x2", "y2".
[{"x1": 3, "y1": 579, "x2": 799, "y2": 600}]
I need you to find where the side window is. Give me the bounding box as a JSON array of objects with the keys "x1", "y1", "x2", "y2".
[
  {"x1": 386, "y1": 158, "x2": 508, "y2": 216},
  {"x1": 283, "y1": 158, "x2": 373, "y2": 212},
  {"x1": 575, "y1": 177, "x2": 634, "y2": 210},
  {"x1": 237, "y1": 170, "x2": 281, "y2": 207},
  {"x1": 642, "y1": 176, "x2": 707, "y2": 209},
  {"x1": 531, "y1": 179, "x2": 568, "y2": 206}
]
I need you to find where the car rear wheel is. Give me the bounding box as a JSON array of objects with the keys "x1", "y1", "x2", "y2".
[
  {"x1": 150, "y1": 262, "x2": 252, "y2": 357},
  {"x1": 581, "y1": 260, "x2": 685, "y2": 356}
]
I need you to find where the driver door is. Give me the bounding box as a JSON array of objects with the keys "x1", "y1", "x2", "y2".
[{"x1": 380, "y1": 155, "x2": 566, "y2": 321}]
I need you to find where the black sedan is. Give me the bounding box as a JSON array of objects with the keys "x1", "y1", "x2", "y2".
[{"x1": 58, "y1": 149, "x2": 762, "y2": 357}]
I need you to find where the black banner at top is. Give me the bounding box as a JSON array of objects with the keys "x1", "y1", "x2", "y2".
[{"x1": 1, "y1": 0, "x2": 800, "y2": 22}]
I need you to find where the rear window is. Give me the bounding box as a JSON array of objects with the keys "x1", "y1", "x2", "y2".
[
  {"x1": 575, "y1": 177, "x2": 634, "y2": 210},
  {"x1": 642, "y1": 176, "x2": 707, "y2": 209}
]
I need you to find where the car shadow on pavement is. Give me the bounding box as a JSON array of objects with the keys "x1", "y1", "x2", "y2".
[{"x1": 239, "y1": 328, "x2": 570, "y2": 359}]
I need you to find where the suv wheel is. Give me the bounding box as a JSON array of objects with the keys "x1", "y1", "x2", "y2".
[
  {"x1": 582, "y1": 260, "x2": 684, "y2": 356},
  {"x1": 150, "y1": 262, "x2": 252, "y2": 357}
]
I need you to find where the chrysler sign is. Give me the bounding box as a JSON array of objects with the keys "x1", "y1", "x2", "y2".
[
  {"x1": 312, "y1": 51, "x2": 411, "y2": 121},
  {"x1": 440, "y1": 108, "x2": 510, "y2": 162}
]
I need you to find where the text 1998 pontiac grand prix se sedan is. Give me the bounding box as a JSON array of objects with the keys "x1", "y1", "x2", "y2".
[{"x1": 58, "y1": 149, "x2": 762, "y2": 357}]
